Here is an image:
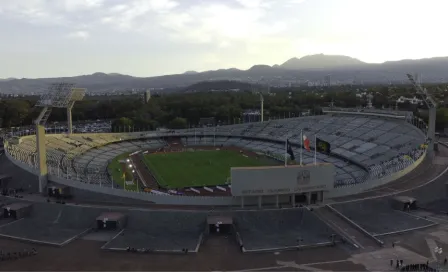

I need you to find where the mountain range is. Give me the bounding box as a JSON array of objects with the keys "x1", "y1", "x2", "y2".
[{"x1": 1, "y1": 54, "x2": 448, "y2": 94}]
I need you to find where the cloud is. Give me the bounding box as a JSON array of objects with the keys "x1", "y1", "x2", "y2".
[
  {"x1": 99, "y1": 0, "x2": 180, "y2": 31},
  {"x1": 67, "y1": 30, "x2": 90, "y2": 40},
  {"x1": 1, "y1": 0, "x2": 304, "y2": 54},
  {"x1": 0, "y1": 0, "x2": 106, "y2": 27},
  {"x1": 235, "y1": 0, "x2": 270, "y2": 8},
  {"x1": 1, "y1": 0, "x2": 56, "y2": 24},
  {"x1": 157, "y1": 1, "x2": 299, "y2": 47},
  {"x1": 58, "y1": 0, "x2": 105, "y2": 12}
]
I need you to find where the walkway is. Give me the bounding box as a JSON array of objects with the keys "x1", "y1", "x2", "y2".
[{"x1": 315, "y1": 206, "x2": 379, "y2": 251}]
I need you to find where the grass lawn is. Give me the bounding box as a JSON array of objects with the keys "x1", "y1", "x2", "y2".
[
  {"x1": 107, "y1": 153, "x2": 139, "y2": 191},
  {"x1": 142, "y1": 150, "x2": 274, "y2": 189}
]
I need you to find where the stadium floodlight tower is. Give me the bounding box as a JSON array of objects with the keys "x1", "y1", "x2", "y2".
[
  {"x1": 34, "y1": 83, "x2": 86, "y2": 193},
  {"x1": 406, "y1": 74, "x2": 437, "y2": 156}
]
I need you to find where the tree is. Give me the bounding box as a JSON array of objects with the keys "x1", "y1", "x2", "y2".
[
  {"x1": 436, "y1": 108, "x2": 448, "y2": 130},
  {"x1": 0, "y1": 84, "x2": 435, "y2": 130},
  {"x1": 112, "y1": 117, "x2": 134, "y2": 132},
  {"x1": 168, "y1": 117, "x2": 187, "y2": 129},
  {"x1": 0, "y1": 99, "x2": 31, "y2": 127}
]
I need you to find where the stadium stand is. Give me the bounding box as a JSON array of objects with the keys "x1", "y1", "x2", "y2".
[
  {"x1": 72, "y1": 138, "x2": 165, "y2": 184},
  {"x1": 4, "y1": 114, "x2": 426, "y2": 193},
  {"x1": 234, "y1": 209, "x2": 336, "y2": 251},
  {"x1": 185, "y1": 115, "x2": 425, "y2": 188},
  {"x1": 330, "y1": 199, "x2": 435, "y2": 236}
]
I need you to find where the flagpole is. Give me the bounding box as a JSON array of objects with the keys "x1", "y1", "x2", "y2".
[
  {"x1": 300, "y1": 130, "x2": 303, "y2": 166},
  {"x1": 314, "y1": 134, "x2": 317, "y2": 165},
  {"x1": 284, "y1": 137, "x2": 287, "y2": 167}
]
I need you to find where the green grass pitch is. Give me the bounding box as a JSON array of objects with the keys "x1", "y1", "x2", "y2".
[{"x1": 143, "y1": 150, "x2": 273, "y2": 189}]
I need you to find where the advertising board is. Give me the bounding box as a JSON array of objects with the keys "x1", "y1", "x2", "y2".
[{"x1": 231, "y1": 164, "x2": 335, "y2": 197}]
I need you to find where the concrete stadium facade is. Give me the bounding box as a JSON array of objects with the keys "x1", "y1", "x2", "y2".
[{"x1": 2, "y1": 109, "x2": 428, "y2": 207}]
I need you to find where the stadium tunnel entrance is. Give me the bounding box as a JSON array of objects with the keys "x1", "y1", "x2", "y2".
[
  {"x1": 295, "y1": 194, "x2": 308, "y2": 204},
  {"x1": 2, "y1": 203, "x2": 32, "y2": 220},
  {"x1": 207, "y1": 216, "x2": 233, "y2": 235},
  {"x1": 293, "y1": 191, "x2": 324, "y2": 205},
  {"x1": 95, "y1": 212, "x2": 127, "y2": 231},
  {"x1": 47, "y1": 185, "x2": 71, "y2": 199},
  {"x1": 390, "y1": 196, "x2": 418, "y2": 211}
]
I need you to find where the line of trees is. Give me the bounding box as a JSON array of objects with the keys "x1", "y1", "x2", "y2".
[{"x1": 1, "y1": 85, "x2": 448, "y2": 131}]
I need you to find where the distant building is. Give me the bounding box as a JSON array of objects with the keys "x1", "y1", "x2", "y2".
[
  {"x1": 144, "y1": 90, "x2": 151, "y2": 103},
  {"x1": 396, "y1": 96, "x2": 423, "y2": 105},
  {"x1": 324, "y1": 75, "x2": 331, "y2": 86}
]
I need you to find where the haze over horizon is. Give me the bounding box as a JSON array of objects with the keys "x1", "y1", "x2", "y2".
[{"x1": 0, "y1": 0, "x2": 447, "y2": 79}]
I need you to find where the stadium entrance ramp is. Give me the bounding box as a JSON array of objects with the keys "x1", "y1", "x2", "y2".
[
  {"x1": 206, "y1": 216, "x2": 233, "y2": 235},
  {"x1": 96, "y1": 212, "x2": 127, "y2": 231}
]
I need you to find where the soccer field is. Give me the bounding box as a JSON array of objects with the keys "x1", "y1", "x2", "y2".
[{"x1": 142, "y1": 150, "x2": 274, "y2": 189}]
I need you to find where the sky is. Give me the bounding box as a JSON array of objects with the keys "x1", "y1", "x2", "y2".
[{"x1": 0, "y1": 0, "x2": 447, "y2": 78}]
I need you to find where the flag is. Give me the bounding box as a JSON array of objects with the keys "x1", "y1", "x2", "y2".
[
  {"x1": 303, "y1": 135, "x2": 311, "y2": 151},
  {"x1": 316, "y1": 138, "x2": 331, "y2": 154},
  {"x1": 286, "y1": 139, "x2": 295, "y2": 161}
]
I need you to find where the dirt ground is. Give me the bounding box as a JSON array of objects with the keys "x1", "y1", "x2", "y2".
[{"x1": 0, "y1": 235, "x2": 365, "y2": 271}]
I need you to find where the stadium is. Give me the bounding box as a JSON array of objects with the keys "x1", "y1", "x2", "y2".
[
  {"x1": 4, "y1": 110, "x2": 428, "y2": 203},
  {"x1": 1, "y1": 86, "x2": 448, "y2": 271}
]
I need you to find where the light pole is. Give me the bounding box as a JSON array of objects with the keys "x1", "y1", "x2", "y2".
[
  {"x1": 34, "y1": 83, "x2": 86, "y2": 193},
  {"x1": 132, "y1": 169, "x2": 138, "y2": 192},
  {"x1": 122, "y1": 162, "x2": 134, "y2": 191},
  {"x1": 407, "y1": 73, "x2": 437, "y2": 156},
  {"x1": 252, "y1": 84, "x2": 268, "y2": 123},
  {"x1": 435, "y1": 246, "x2": 443, "y2": 271},
  {"x1": 122, "y1": 172, "x2": 126, "y2": 191},
  {"x1": 330, "y1": 234, "x2": 336, "y2": 246},
  {"x1": 297, "y1": 237, "x2": 303, "y2": 249}
]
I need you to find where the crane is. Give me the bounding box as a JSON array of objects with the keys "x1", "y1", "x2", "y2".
[
  {"x1": 406, "y1": 74, "x2": 437, "y2": 154},
  {"x1": 406, "y1": 74, "x2": 437, "y2": 109}
]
